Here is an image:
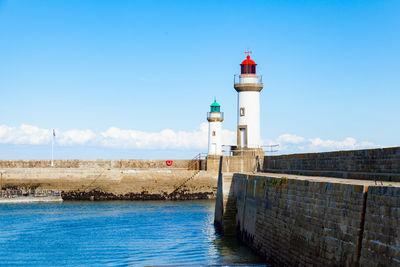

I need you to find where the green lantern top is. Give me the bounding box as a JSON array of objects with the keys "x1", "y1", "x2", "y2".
[{"x1": 210, "y1": 99, "x2": 220, "y2": 112}]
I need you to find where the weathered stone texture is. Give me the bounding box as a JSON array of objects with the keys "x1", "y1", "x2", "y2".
[
  {"x1": 207, "y1": 156, "x2": 259, "y2": 174},
  {"x1": 233, "y1": 174, "x2": 365, "y2": 266},
  {"x1": 360, "y1": 186, "x2": 400, "y2": 266},
  {"x1": 0, "y1": 159, "x2": 198, "y2": 169},
  {"x1": 263, "y1": 147, "x2": 400, "y2": 182},
  {"x1": 214, "y1": 157, "x2": 237, "y2": 235},
  {"x1": 1, "y1": 167, "x2": 217, "y2": 200}
]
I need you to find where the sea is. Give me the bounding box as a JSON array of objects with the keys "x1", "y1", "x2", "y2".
[{"x1": 0, "y1": 200, "x2": 265, "y2": 266}]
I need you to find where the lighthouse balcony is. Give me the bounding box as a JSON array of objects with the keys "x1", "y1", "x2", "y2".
[
  {"x1": 207, "y1": 112, "x2": 224, "y2": 122},
  {"x1": 234, "y1": 74, "x2": 263, "y2": 92},
  {"x1": 234, "y1": 74, "x2": 263, "y2": 85}
]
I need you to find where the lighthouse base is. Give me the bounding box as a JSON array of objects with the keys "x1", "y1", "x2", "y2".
[
  {"x1": 232, "y1": 147, "x2": 264, "y2": 158},
  {"x1": 206, "y1": 149, "x2": 264, "y2": 173}
]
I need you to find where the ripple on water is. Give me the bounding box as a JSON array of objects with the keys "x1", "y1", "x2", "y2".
[{"x1": 0, "y1": 200, "x2": 265, "y2": 266}]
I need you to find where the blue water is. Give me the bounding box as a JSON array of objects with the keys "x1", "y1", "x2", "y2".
[{"x1": 0, "y1": 200, "x2": 264, "y2": 266}]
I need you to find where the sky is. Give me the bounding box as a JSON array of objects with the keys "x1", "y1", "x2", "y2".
[{"x1": 0, "y1": 0, "x2": 399, "y2": 159}]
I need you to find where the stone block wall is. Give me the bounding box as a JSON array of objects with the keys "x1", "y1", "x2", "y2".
[
  {"x1": 0, "y1": 159, "x2": 214, "y2": 200},
  {"x1": 216, "y1": 173, "x2": 400, "y2": 266},
  {"x1": 214, "y1": 157, "x2": 237, "y2": 235},
  {"x1": 207, "y1": 156, "x2": 258, "y2": 173},
  {"x1": 214, "y1": 172, "x2": 236, "y2": 235},
  {"x1": 360, "y1": 186, "x2": 400, "y2": 266},
  {"x1": 234, "y1": 174, "x2": 366, "y2": 266},
  {"x1": 0, "y1": 159, "x2": 197, "y2": 169},
  {"x1": 2, "y1": 168, "x2": 218, "y2": 200},
  {"x1": 263, "y1": 147, "x2": 400, "y2": 182}
]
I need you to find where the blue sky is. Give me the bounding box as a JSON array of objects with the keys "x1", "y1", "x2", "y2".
[{"x1": 0, "y1": 0, "x2": 399, "y2": 159}]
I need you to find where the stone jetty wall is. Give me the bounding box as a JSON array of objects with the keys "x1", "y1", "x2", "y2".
[
  {"x1": 215, "y1": 172, "x2": 400, "y2": 266},
  {"x1": 0, "y1": 159, "x2": 216, "y2": 200},
  {"x1": 0, "y1": 159, "x2": 198, "y2": 169},
  {"x1": 360, "y1": 186, "x2": 400, "y2": 265},
  {"x1": 263, "y1": 147, "x2": 400, "y2": 182},
  {"x1": 207, "y1": 155, "x2": 258, "y2": 174}
]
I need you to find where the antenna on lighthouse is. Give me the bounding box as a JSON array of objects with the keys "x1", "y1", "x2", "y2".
[{"x1": 244, "y1": 49, "x2": 252, "y2": 57}]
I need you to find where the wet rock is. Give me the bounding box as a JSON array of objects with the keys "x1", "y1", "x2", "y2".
[{"x1": 61, "y1": 190, "x2": 216, "y2": 201}]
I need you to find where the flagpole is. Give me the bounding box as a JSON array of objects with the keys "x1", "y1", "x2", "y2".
[{"x1": 51, "y1": 129, "x2": 54, "y2": 167}]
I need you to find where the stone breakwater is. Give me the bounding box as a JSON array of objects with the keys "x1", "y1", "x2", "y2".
[
  {"x1": 61, "y1": 190, "x2": 215, "y2": 201},
  {"x1": 215, "y1": 172, "x2": 400, "y2": 266},
  {"x1": 0, "y1": 159, "x2": 198, "y2": 169},
  {"x1": 0, "y1": 160, "x2": 216, "y2": 201},
  {"x1": 263, "y1": 146, "x2": 400, "y2": 182}
]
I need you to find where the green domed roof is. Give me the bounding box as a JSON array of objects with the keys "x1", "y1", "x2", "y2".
[
  {"x1": 210, "y1": 99, "x2": 221, "y2": 112},
  {"x1": 210, "y1": 99, "x2": 220, "y2": 107}
]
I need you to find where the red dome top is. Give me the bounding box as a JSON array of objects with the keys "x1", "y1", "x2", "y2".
[
  {"x1": 241, "y1": 55, "x2": 256, "y2": 66},
  {"x1": 240, "y1": 54, "x2": 257, "y2": 74}
]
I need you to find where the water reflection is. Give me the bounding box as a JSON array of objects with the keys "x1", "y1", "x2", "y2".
[{"x1": 0, "y1": 200, "x2": 265, "y2": 266}]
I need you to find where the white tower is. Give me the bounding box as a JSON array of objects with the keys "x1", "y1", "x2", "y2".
[
  {"x1": 234, "y1": 51, "x2": 263, "y2": 150},
  {"x1": 207, "y1": 99, "x2": 224, "y2": 156}
]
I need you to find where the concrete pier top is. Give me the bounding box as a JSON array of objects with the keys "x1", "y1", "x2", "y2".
[{"x1": 241, "y1": 172, "x2": 400, "y2": 187}]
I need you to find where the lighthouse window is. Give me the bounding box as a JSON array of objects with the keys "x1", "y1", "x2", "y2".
[
  {"x1": 212, "y1": 131, "x2": 216, "y2": 136},
  {"x1": 240, "y1": 107, "x2": 245, "y2": 116}
]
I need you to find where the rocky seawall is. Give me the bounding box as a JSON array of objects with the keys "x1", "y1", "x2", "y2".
[
  {"x1": 61, "y1": 190, "x2": 215, "y2": 201},
  {"x1": 0, "y1": 164, "x2": 218, "y2": 201}
]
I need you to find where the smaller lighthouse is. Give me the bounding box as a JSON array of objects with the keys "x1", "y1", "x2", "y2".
[{"x1": 207, "y1": 99, "x2": 224, "y2": 156}]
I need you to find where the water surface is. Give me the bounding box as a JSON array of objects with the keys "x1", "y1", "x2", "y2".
[{"x1": 0, "y1": 200, "x2": 264, "y2": 266}]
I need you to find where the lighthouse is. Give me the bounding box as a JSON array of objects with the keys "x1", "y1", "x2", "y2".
[
  {"x1": 234, "y1": 51, "x2": 263, "y2": 151},
  {"x1": 207, "y1": 99, "x2": 224, "y2": 156}
]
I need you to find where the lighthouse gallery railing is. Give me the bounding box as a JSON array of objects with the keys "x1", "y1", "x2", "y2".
[{"x1": 234, "y1": 74, "x2": 263, "y2": 85}]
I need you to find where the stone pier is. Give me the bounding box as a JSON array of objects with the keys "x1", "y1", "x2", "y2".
[
  {"x1": 0, "y1": 159, "x2": 217, "y2": 200},
  {"x1": 215, "y1": 148, "x2": 400, "y2": 266}
]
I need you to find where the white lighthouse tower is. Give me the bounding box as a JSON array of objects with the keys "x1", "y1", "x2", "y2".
[
  {"x1": 234, "y1": 51, "x2": 263, "y2": 151},
  {"x1": 207, "y1": 99, "x2": 224, "y2": 156}
]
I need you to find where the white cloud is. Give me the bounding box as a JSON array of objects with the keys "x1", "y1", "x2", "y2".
[
  {"x1": 99, "y1": 123, "x2": 236, "y2": 150},
  {"x1": 263, "y1": 135, "x2": 378, "y2": 154},
  {"x1": 100, "y1": 126, "x2": 206, "y2": 149},
  {"x1": 309, "y1": 137, "x2": 356, "y2": 150},
  {"x1": 0, "y1": 124, "x2": 51, "y2": 145},
  {"x1": 0, "y1": 123, "x2": 232, "y2": 150},
  {"x1": 277, "y1": 134, "x2": 305, "y2": 144},
  {"x1": 0, "y1": 124, "x2": 378, "y2": 153},
  {"x1": 58, "y1": 130, "x2": 97, "y2": 145}
]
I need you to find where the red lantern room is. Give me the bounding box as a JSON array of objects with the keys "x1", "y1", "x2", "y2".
[{"x1": 240, "y1": 50, "x2": 257, "y2": 74}]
